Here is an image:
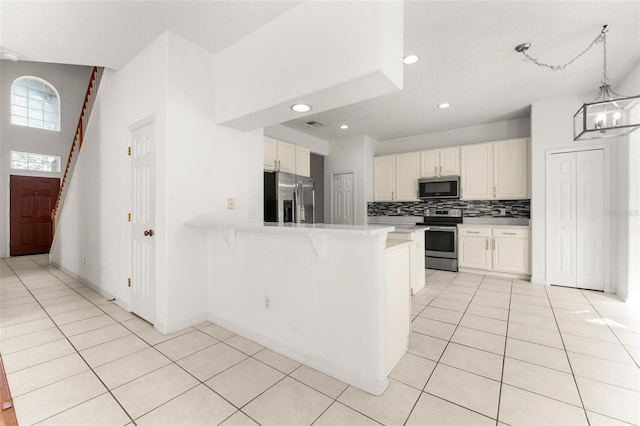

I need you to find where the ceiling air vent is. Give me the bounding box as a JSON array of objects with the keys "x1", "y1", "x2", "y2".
[{"x1": 304, "y1": 120, "x2": 325, "y2": 128}]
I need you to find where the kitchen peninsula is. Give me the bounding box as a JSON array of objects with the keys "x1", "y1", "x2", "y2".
[{"x1": 187, "y1": 219, "x2": 410, "y2": 396}]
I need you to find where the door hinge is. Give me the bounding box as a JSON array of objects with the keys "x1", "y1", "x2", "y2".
[
  {"x1": 128, "y1": 213, "x2": 131, "y2": 222},
  {"x1": 128, "y1": 278, "x2": 131, "y2": 287},
  {"x1": 128, "y1": 147, "x2": 131, "y2": 156}
]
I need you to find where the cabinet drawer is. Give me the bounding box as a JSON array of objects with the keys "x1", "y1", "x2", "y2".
[
  {"x1": 458, "y1": 227, "x2": 491, "y2": 237},
  {"x1": 493, "y1": 228, "x2": 529, "y2": 238}
]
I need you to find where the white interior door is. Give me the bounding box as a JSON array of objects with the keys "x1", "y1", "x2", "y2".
[
  {"x1": 576, "y1": 150, "x2": 605, "y2": 291},
  {"x1": 546, "y1": 149, "x2": 605, "y2": 290},
  {"x1": 131, "y1": 122, "x2": 155, "y2": 323},
  {"x1": 331, "y1": 173, "x2": 355, "y2": 225},
  {"x1": 546, "y1": 152, "x2": 577, "y2": 287}
]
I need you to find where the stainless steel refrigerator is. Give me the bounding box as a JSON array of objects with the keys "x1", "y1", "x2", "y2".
[{"x1": 264, "y1": 171, "x2": 315, "y2": 223}]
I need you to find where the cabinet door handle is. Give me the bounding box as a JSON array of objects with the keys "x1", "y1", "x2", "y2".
[
  {"x1": 392, "y1": 191, "x2": 395, "y2": 200},
  {"x1": 493, "y1": 239, "x2": 496, "y2": 250},
  {"x1": 468, "y1": 231, "x2": 480, "y2": 234},
  {"x1": 439, "y1": 165, "x2": 442, "y2": 174},
  {"x1": 274, "y1": 159, "x2": 277, "y2": 170},
  {"x1": 503, "y1": 232, "x2": 517, "y2": 235},
  {"x1": 434, "y1": 166, "x2": 437, "y2": 175},
  {"x1": 493, "y1": 186, "x2": 496, "y2": 198},
  {"x1": 485, "y1": 239, "x2": 488, "y2": 250}
]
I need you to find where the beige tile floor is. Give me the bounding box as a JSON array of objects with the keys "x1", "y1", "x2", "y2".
[{"x1": 1, "y1": 255, "x2": 639, "y2": 426}]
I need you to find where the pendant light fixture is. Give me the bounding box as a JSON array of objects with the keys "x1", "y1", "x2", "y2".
[{"x1": 515, "y1": 25, "x2": 640, "y2": 141}]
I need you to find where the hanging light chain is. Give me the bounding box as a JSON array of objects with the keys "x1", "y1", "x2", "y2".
[
  {"x1": 518, "y1": 25, "x2": 608, "y2": 72},
  {"x1": 601, "y1": 27, "x2": 608, "y2": 84}
]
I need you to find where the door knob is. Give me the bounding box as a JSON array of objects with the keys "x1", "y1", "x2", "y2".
[{"x1": 144, "y1": 229, "x2": 154, "y2": 237}]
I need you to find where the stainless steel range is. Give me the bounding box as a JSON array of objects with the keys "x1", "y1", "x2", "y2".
[{"x1": 418, "y1": 208, "x2": 463, "y2": 272}]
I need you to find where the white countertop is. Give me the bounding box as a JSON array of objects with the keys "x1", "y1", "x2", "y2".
[
  {"x1": 187, "y1": 218, "x2": 395, "y2": 236},
  {"x1": 458, "y1": 223, "x2": 530, "y2": 229}
]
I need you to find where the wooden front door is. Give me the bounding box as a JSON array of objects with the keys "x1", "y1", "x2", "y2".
[{"x1": 9, "y1": 175, "x2": 60, "y2": 256}]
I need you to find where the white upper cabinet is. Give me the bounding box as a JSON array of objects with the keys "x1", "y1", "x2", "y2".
[
  {"x1": 439, "y1": 147, "x2": 460, "y2": 176},
  {"x1": 277, "y1": 140, "x2": 296, "y2": 174},
  {"x1": 420, "y1": 147, "x2": 460, "y2": 178},
  {"x1": 420, "y1": 149, "x2": 439, "y2": 178},
  {"x1": 295, "y1": 146, "x2": 311, "y2": 177},
  {"x1": 374, "y1": 155, "x2": 396, "y2": 201},
  {"x1": 264, "y1": 137, "x2": 309, "y2": 176},
  {"x1": 494, "y1": 138, "x2": 528, "y2": 199},
  {"x1": 395, "y1": 152, "x2": 420, "y2": 201},
  {"x1": 460, "y1": 138, "x2": 529, "y2": 200},
  {"x1": 374, "y1": 153, "x2": 419, "y2": 201},
  {"x1": 460, "y1": 142, "x2": 493, "y2": 200},
  {"x1": 264, "y1": 137, "x2": 278, "y2": 171}
]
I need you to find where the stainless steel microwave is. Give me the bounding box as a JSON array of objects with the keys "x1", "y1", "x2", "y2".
[{"x1": 418, "y1": 176, "x2": 460, "y2": 199}]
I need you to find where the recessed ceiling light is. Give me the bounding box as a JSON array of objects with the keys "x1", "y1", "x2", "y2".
[
  {"x1": 403, "y1": 54, "x2": 419, "y2": 65},
  {"x1": 1, "y1": 51, "x2": 19, "y2": 61},
  {"x1": 339, "y1": 124, "x2": 349, "y2": 130},
  {"x1": 438, "y1": 103, "x2": 451, "y2": 109},
  {"x1": 291, "y1": 103, "x2": 311, "y2": 113}
]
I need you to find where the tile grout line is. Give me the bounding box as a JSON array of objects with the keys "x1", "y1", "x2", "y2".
[
  {"x1": 544, "y1": 284, "x2": 591, "y2": 426},
  {"x1": 582, "y1": 289, "x2": 640, "y2": 370},
  {"x1": 403, "y1": 272, "x2": 499, "y2": 426},
  {"x1": 494, "y1": 277, "x2": 514, "y2": 426},
  {"x1": 1, "y1": 257, "x2": 137, "y2": 425}
]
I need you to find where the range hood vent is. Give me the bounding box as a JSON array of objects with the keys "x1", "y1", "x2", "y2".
[{"x1": 304, "y1": 120, "x2": 325, "y2": 128}]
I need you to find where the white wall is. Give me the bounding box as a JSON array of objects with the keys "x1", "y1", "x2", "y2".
[
  {"x1": 325, "y1": 135, "x2": 378, "y2": 225},
  {"x1": 529, "y1": 96, "x2": 627, "y2": 294},
  {"x1": 375, "y1": 117, "x2": 531, "y2": 155},
  {"x1": 214, "y1": 1, "x2": 403, "y2": 130},
  {"x1": 1, "y1": 60, "x2": 92, "y2": 257},
  {"x1": 162, "y1": 33, "x2": 263, "y2": 331},
  {"x1": 50, "y1": 33, "x2": 170, "y2": 310},
  {"x1": 50, "y1": 32, "x2": 264, "y2": 333}
]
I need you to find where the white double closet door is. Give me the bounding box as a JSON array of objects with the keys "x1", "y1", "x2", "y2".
[{"x1": 546, "y1": 149, "x2": 605, "y2": 291}]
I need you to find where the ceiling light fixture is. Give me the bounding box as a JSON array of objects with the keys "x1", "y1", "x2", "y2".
[
  {"x1": 1, "y1": 51, "x2": 19, "y2": 61},
  {"x1": 290, "y1": 103, "x2": 311, "y2": 113},
  {"x1": 339, "y1": 124, "x2": 349, "y2": 130},
  {"x1": 403, "y1": 54, "x2": 420, "y2": 65},
  {"x1": 438, "y1": 103, "x2": 451, "y2": 109},
  {"x1": 515, "y1": 25, "x2": 640, "y2": 141}
]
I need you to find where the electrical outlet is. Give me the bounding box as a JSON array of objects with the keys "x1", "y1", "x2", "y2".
[
  {"x1": 249, "y1": 208, "x2": 256, "y2": 218},
  {"x1": 227, "y1": 198, "x2": 235, "y2": 210},
  {"x1": 396, "y1": 207, "x2": 402, "y2": 214},
  {"x1": 500, "y1": 208, "x2": 506, "y2": 216},
  {"x1": 265, "y1": 297, "x2": 270, "y2": 310}
]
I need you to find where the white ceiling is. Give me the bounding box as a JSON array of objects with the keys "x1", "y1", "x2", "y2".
[{"x1": 2, "y1": 1, "x2": 639, "y2": 142}]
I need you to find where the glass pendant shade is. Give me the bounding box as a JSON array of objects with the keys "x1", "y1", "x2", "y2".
[{"x1": 574, "y1": 87, "x2": 640, "y2": 141}]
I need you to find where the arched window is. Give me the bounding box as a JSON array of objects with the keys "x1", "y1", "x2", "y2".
[{"x1": 11, "y1": 76, "x2": 60, "y2": 131}]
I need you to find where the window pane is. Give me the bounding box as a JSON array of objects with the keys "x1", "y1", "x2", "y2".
[
  {"x1": 28, "y1": 118, "x2": 43, "y2": 128},
  {"x1": 29, "y1": 162, "x2": 43, "y2": 171},
  {"x1": 28, "y1": 154, "x2": 43, "y2": 164},
  {"x1": 11, "y1": 95, "x2": 28, "y2": 107},
  {"x1": 12, "y1": 85, "x2": 28, "y2": 97},
  {"x1": 12, "y1": 161, "x2": 28, "y2": 170},
  {"x1": 43, "y1": 112, "x2": 58, "y2": 122},
  {"x1": 28, "y1": 88, "x2": 43, "y2": 101},
  {"x1": 14, "y1": 78, "x2": 28, "y2": 87},
  {"x1": 43, "y1": 121, "x2": 59, "y2": 131},
  {"x1": 28, "y1": 98, "x2": 43, "y2": 110},
  {"x1": 11, "y1": 105, "x2": 28, "y2": 117},
  {"x1": 28, "y1": 108, "x2": 44, "y2": 120},
  {"x1": 12, "y1": 152, "x2": 28, "y2": 162},
  {"x1": 28, "y1": 79, "x2": 44, "y2": 91},
  {"x1": 44, "y1": 102, "x2": 58, "y2": 113},
  {"x1": 11, "y1": 115, "x2": 28, "y2": 126}
]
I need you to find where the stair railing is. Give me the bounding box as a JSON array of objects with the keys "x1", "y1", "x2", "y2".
[{"x1": 51, "y1": 66, "x2": 104, "y2": 235}]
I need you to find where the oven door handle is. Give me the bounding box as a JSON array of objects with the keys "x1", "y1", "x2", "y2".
[{"x1": 426, "y1": 226, "x2": 458, "y2": 232}]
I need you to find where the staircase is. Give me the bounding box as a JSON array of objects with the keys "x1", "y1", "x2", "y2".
[{"x1": 51, "y1": 66, "x2": 104, "y2": 234}]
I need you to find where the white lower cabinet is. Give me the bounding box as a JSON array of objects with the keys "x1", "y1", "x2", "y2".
[
  {"x1": 458, "y1": 225, "x2": 530, "y2": 277},
  {"x1": 385, "y1": 240, "x2": 411, "y2": 374},
  {"x1": 388, "y1": 230, "x2": 426, "y2": 295}
]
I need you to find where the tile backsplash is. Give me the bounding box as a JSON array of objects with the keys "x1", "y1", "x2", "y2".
[{"x1": 368, "y1": 199, "x2": 530, "y2": 218}]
